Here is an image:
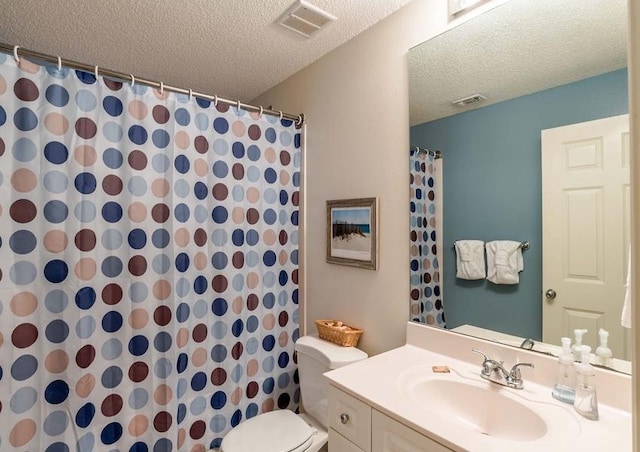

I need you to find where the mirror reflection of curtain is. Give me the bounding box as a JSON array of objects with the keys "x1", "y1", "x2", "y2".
[{"x1": 410, "y1": 150, "x2": 445, "y2": 327}]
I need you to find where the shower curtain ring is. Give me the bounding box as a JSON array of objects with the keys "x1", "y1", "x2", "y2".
[
  {"x1": 278, "y1": 111, "x2": 283, "y2": 121},
  {"x1": 188, "y1": 88, "x2": 193, "y2": 101},
  {"x1": 159, "y1": 81, "x2": 164, "y2": 95},
  {"x1": 213, "y1": 95, "x2": 218, "y2": 107},
  {"x1": 13, "y1": 45, "x2": 20, "y2": 63},
  {"x1": 296, "y1": 115, "x2": 303, "y2": 126},
  {"x1": 236, "y1": 100, "x2": 241, "y2": 110},
  {"x1": 57, "y1": 56, "x2": 62, "y2": 71},
  {"x1": 258, "y1": 106, "x2": 263, "y2": 118},
  {"x1": 94, "y1": 65, "x2": 99, "y2": 78},
  {"x1": 130, "y1": 74, "x2": 135, "y2": 87}
]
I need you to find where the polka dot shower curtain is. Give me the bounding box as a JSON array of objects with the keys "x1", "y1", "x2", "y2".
[
  {"x1": 410, "y1": 150, "x2": 444, "y2": 327},
  {"x1": 0, "y1": 52, "x2": 300, "y2": 451}
]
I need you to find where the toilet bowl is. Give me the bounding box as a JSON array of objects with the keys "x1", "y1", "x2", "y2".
[
  {"x1": 217, "y1": 334, "x2": 367, "y2": 452},
  {"x1": 218, "y1": 409, "x2": 326, "y2": 452}
]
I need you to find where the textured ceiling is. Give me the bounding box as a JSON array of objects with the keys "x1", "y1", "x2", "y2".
[
  {"x1": 0, "y1": 0, "x2": 410, "y2": 106},
  {"x1": 409, "y1": 0, "x2": 628, "y2": 125}
]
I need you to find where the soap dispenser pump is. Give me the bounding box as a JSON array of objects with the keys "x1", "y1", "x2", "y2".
[
  {"x1": 552, "y1": 337, "x2": 575, "y2": 404},
  {"x1": 574, "y1": 345, "x2": 599, "y2": 420},
  {"x1": 571, "y1": 329, "x2": 588, "y2": 361},
  {"x1": 595, "y1": 328, "x2": 612, "y2": 367}
]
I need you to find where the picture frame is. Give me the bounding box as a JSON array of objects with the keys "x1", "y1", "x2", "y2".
[{"x1": 326, "y1": 197, "x2": 378, "y2": 270}]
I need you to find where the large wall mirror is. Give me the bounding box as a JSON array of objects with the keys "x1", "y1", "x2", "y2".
[{"x1": 409, "y1": 0, "x2": 631, "y2": 373}]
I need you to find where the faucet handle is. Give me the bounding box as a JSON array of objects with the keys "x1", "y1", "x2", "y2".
[
  {"x1": 509, "y1": 362, "x2": 534, "y2": 379},
  {"x1": 471, "y1": 348, "x2": 490, "y2": 362},
  {"x1": 471, "y1": 349, "x2": 494, "y2": 376}
]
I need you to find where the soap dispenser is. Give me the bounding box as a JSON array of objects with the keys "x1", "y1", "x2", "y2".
[
  {"x1": 571, "y1": 329, "x2": 587, "y2": 361},
  {"x1": 595, "y1": 328, "x2": 612, "y2": 367},
  {"x1": 552, "y1": 337, "x2": 575, "y2": 404},
  {"x1": 574, "y1": 345, "x2": 599, "y2": 420}
]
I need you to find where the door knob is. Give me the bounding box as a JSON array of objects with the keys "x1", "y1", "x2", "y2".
[
  {"x1": 545, "y1": 289, "x2": 557, "y2": 300},
  {"x1": 340, "y1": 413, "x2": 349, "y2": 424}
]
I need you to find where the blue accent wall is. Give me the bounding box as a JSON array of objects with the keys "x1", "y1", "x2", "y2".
[{"x1": 410, "y1": 69, "x2": 628, "y2": 340}]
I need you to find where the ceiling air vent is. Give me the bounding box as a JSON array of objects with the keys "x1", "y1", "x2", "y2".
[
  {"x1": 278, "y1": 0, "x2": 337, "y2": 38},
  {"x1": 452, "y1": 94, "x2": 487, "y2": 107}
]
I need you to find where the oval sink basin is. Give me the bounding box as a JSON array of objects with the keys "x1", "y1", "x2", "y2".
[{"x1": 410, "y1": 379, "x2": 547, "y2": 441}]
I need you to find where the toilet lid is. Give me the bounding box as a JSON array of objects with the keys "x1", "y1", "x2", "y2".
[{"x1": 221, "y1": 410, "x2": 314, "y2": 452}]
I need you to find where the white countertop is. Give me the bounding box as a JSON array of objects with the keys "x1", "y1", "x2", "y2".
[{"x1": 324, "y1": 323, "x2": 632, "y2": 451}]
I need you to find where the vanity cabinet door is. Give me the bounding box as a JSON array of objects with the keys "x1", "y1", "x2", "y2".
[
  {"x1": 328, "y1": 386, "x2": 372, "y2": 451},
  {"x1": 329, "y1": 428, "x2": 366, "y2": 452},
  {"x1": 371, "y1": 410, "x2": 453, "y2": 452}
]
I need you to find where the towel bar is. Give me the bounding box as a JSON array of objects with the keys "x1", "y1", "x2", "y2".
[{"x1": 453, "y1": 241, "x2": 530, "y2": 251}]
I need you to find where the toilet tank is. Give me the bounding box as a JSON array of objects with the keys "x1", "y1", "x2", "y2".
[{"x1": 294, "y1": 334, "x2": 368, "y2": 428}]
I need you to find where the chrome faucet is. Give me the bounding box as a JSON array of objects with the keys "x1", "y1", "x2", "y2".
[{"x1": 472, "y1": 349, "x2": 534, "y2": 390}]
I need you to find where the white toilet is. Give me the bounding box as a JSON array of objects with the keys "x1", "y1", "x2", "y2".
[{"x1": 218, "y1": 334, "x2": 368, "y2": 452}]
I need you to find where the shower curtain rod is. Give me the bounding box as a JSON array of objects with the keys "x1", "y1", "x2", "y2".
[
  {"x1": 0, "y1": 42, "x2": 305, "y2": 126},
  {"x1": 411, "y1": 145, "x2": 442, "y2": 159}
]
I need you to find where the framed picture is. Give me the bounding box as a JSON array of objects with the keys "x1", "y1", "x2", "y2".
[{"x1": 326, "y1": 197, "x2": 378, "y2": 270}]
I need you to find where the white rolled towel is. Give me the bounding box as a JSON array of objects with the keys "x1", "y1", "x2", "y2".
[
  {"x1": 454, "y1": 240, "x2": 485, "y2": 280},
  {"x1": 486, "y1": 240, "x2": 523, "y2": 284}
]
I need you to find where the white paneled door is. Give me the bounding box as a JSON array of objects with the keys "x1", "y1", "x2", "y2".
[{"x1": 542, "y1": 114, "x2": 630, "y2": 359}]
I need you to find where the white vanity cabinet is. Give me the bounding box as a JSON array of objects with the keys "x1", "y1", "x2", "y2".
[
  {"x1": 328, "y1": 385, "x2": 453, "y2": 452},
  {"x1": 328, "y1": 428, "x2": 367, "y2": 452},
  {"x1": 371, "y1": 410, "x2": 452, "y2": 452},
  {"x1": 328, "y1": 385, "x2": 371, "y2": 451}
]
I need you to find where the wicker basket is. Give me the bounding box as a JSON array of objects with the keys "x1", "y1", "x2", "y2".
[{"x1": 315, "y1": 320, "x2": 363, "y2": 347}]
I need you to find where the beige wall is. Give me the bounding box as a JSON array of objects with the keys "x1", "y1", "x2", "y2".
[
  {"x1": 629, "y1": 0, "x2": 639, "y2": 445},
  {"x1": 254, "y1": 0, "x2": 435, "y2": 356},
  {"x1": 253, "y1": 0, "x2": 505, "y2": 356}
]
